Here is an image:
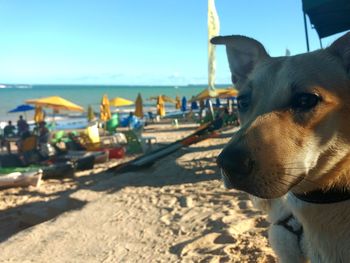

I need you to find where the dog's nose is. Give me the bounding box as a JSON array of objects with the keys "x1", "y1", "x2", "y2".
[{"x1": 216, "y1": 147, "x2": 254, "y2": 188}]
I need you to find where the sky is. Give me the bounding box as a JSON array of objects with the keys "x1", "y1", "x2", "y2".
[{"x1": 0, "y1": 0, "x2": 345, "y2": 86}]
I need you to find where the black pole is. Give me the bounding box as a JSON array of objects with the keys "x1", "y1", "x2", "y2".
[
  {"x1": 319, "y1": 38, "x2": 323, "y2": 49},
  {"x1": 303, "y1": 12, "x2": 310, "y2": 52}
]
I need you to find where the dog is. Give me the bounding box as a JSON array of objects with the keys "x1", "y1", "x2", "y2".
[{"x1": 212, "y1": 32, "x2": 350, "y2": 263}]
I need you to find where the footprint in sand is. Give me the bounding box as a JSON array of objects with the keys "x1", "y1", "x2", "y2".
[
  {"x1": 238, "y1": 200, "x2": 250, "y2": 209},
  {"x1": 170, "y1": 232, "x2": 236, "y2": 259}
]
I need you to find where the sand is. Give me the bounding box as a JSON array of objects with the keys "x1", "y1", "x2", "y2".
[{"x1": 0, "y1": 120, "x2": 276, "y2": 262}]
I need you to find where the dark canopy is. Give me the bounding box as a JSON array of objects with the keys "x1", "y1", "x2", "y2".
[{"x1": 302, "y1": 0, "x2": 350, "y2": 38}]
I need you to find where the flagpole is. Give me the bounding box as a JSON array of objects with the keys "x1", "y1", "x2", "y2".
[{"x1": 208, "y1": 0, "x2": 220, "y2": 94}]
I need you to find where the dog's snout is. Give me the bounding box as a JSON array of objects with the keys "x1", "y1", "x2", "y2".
[{"x1": 217, "y1": 147, "x2": 254, "y2": 189}]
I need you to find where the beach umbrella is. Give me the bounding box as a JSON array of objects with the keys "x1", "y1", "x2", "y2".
[
  {"x1": 191, "y1": 100, "x2": 199, "y2": 110},
  {"x1": 157, "y1": 95, "x2": 166, "y2": 116},
  {"x1": 215, "y1": 97, "x2": 221, "y2": 107},
  {"x1": 26, "y1": 96, "x2": 84, "y2": 112},
  {"x1": 87, "y1": 105, "x2": 96, "y2": 122},
  {"x1": 181, "y1": 96, "x2": 187, "y2": 112},
  {"x1": 8, "y1": 104, "x2": 35, "y2": 113},
  {"x1": 190, "y1": 88, "x2": 238, "y2": 102},
  {"x1": 34, "y1": 106, "x2": 45, "y2": 123},
  {"x1": 109, "y1": 97, "x2": 134, "y2": 107},
  {"x1": 100, "y1": 94, "x2": 111, "y2": 121},
  {"x1": 218, "y1": 88, "x2": 238, "y2": 99},
  {"x1": 134, "y1": 93, "x2": 144, "y2": 118},
  {"x1": 175, "y1": 96, "x2": 181, "y2": 110},
  {"x1": 206, "y1": 99, "x2": 211, "y2": 108},
  {"x1": 8, "y1": 104, "x2": 35, "y2": 119},
  {"x1": 149, "y1": 95, "x2": 177, "y2": 104}
]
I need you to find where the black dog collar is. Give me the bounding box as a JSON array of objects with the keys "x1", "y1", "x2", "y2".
[{"x1": 293, "y1": 188, "x2": 350, "y2": 204}]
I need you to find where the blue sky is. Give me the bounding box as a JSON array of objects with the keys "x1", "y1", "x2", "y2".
[{"x1": 0, "y1": 0, "x2": 344, "y2": 85}]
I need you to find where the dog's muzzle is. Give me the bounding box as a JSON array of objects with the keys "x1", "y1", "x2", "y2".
[{"x1": 217, "y1": 146, "x2": 255, "y2": 190}]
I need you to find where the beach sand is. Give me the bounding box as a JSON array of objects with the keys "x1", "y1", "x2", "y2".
[{"x1": 0, "y1": 120, "x2": 276, "y2": 262}]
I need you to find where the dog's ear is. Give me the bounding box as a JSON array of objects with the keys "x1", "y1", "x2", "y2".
[
  {"x1": 328, "y1": 32, "x2": 350, "y2": 74},
  {"x1": 211, "y1": 35, "x2": 269, "y2": 85}
]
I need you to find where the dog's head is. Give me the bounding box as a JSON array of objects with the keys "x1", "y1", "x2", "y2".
[{"x1": 212, "y1": 32, "x2": 350, "y2": 199}]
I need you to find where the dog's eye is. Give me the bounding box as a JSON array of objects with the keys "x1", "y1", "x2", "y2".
[
  {"x1": 237, "y1": 94, "x2": 251, "y2": 112},
  {"x1": 291, "y1": 93, "x2": 321, "y2": 111}
]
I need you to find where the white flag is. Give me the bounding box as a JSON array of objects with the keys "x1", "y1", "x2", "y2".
[{"x1": 208, "y1": 0, "x2": 220, "y2": 93}]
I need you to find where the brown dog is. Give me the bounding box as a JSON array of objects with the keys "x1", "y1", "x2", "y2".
[{"x1": 212, "y1": 32, "x2": 350, "y2": 262}]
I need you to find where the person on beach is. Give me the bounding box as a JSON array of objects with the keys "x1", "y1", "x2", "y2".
[
  {"x1": 38, "y1": 121, "x2": 50, "y2": 144},
  {"x1": 3, "y1": 121, "x2": 16, "y2": 138},
  {"x1": 126, "y1": 112, "x2": 141, "y2": 130},
  {"x1": 2, "y1": 121, "x2": 16, "y2": 153},
  {"x1": 17, "y1": 115, "x2": 29, "y2": 136}
]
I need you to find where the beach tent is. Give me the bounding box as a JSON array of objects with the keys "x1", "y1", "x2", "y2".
[
  {"x1": 302, "y1": 0, "x2": 350, "y2": 50},
  {"x1": 181, "y1": 96, "x2": 187, "y2": 112},
  {"x1": 157, "y1": 95, "x2": 166, "y2": 117},
  {"x1": 34, "y1": 106, "x2": 45, "y2": 123},
  {"x1": 134, "y1": 93, "x2": 144, "y2": 118},
  {"x1": 26, "y1": 96, "x2": 84, "y2": 112},
  {"x1": 302, "y1": 0, "x2": 350, "y2": 39},
  {"x1": 175, "y1": 96, "x2": 181, "y2": 110},
  {"x1": 100, "y1": 94, "x2": 111, "y2": 121},
  {"x1": 109, "y1": 97, "x2": 134, "y2": 107}
]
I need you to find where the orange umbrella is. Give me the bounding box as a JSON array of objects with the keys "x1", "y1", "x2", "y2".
[
  {"x1": 157, "y1": 95, "x2": 166, "y2": 116},
  {"x1": 134, "y1": 93, "x2": 144, "y2": 118},
  {"x1": 100, "y1": 94, "x2": 111, "y2": 121}
]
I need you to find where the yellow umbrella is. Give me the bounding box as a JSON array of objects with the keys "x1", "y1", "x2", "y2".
[
  {"x1": 149, "y1": 95, "x2": 177, "y2": 104},
  {"x1": 190, "y1": 88, "x2": 238, "y2": 102},
  {"x1": 218, "y1": 88, "x2": 239, "y2": 99},
  {"x1": 87, "y1": 105, "x2": 96, "y2": 122},
  {"x1": 26, "y1": 96, "x2": 84, "y2": 112},
  {"x1": 134, "y1": 93, "x2": 144, "y2": 118},
  {"x1": 175, "y1": 96, "x2": 181, "y2": 109},
  {"x1": 34, "y1": 106, "x2": 45, "y2": 123},
  {"x1": 100, "y1": 94, "x2": 111, "y2": 121},
  {"x1": 109, "y1": 97, "x2": 134, "y2": 107},
  {"x1": 157, "y1": 95, "x2": 166, "y2": 116}
]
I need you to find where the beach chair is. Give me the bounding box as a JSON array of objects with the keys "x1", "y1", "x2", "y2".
[
  {"x1": 106, "y1": 113, "x2": 119, "y2": 134},
  {"x1": 19, "y1": 136, "x2": 46, "y2": 164},
  {"x1": 79, "y1": 124, "x2": 101, "y2": 151},
  {"x1": 20, "y1": 136, "x2": 38, "y2": 153},
  {"x1": 51, "y1": 130, "x2": 66, "y2": 144},
  {"x1": 122, "y1": 130, "x2": 143, "y2": 154}
]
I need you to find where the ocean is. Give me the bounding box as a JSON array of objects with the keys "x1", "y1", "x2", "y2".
[{"x1": 0, "y1": 84, "x2": 224, "y2": 124}]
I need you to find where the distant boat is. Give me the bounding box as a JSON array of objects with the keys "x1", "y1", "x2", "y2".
[
  {"x1": 16, "y1": 84, "x2": 32, "y2": 89},
  {"x1": 0, "y1": 84, "x2": 32, "y2": 89}
]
